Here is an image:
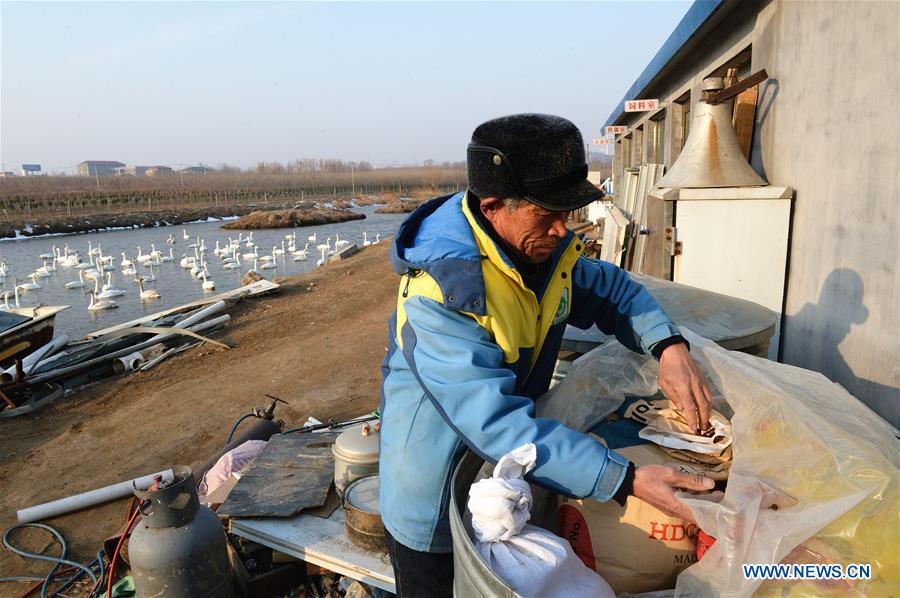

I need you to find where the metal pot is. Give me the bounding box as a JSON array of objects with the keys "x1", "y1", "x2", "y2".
[
  {"x1": 332, "y1": 423, "x2": 380, "y2": 495},
  {"x1": 343, "y1": 475, "x2": 385, "y2": 552}
]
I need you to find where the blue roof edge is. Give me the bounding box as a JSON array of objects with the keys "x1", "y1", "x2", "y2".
[{"x1": 602, "y1": 0, "x2": 726, "y2": 129}]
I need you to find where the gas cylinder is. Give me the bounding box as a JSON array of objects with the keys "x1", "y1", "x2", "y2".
[{"x1": 129, "y1": 466, "x2": 235, "y2": 598}]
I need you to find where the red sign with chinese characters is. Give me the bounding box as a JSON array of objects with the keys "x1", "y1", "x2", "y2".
[
  {"x1": 592, "y1": 138, "x2": 611, "y2": 145},
  {"x1": 624, "y1": 99, "x2": 660, "y2": 112},
  {"x1": 605, "y1": 125, "x2": 627, "y2": 135}
]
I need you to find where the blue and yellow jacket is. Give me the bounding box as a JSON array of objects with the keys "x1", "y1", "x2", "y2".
[{"x1": 379, "y1": 192, "x2": 681, "y2": 552}]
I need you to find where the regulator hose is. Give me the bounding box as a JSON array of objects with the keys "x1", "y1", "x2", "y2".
[
  {"x1": 0, "y1": 523, "x2": 98, "y2": 598},
  {"x1": 225, "y1": 412, "x2": 257, "y2": 445}
]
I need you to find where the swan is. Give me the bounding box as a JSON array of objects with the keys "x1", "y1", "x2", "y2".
[
  {"x1": 160, "y1": 248, "x2": 175, "y2": 262},
  {"x1": 316, "y1": 247, "x2": 327, "y2": 267},
  {"x1": 137, "y1": 277, "x2": 160, "y2": 300},
  {"x1": 335, "y1": 233, "x2": 350, "y2": 250},
  {"x1": 65, "y1": 270, "x2": 87, "y2": 289},
  {"x1": 273, "y1": 241, "x2": 286, "y2": 256},
  {"x1": 373, "y1": 234, "x2": 381, "y2": 244},
  {"x1": 88, "y1": 290, "x2": 118, "y2": 311},
  {"x1": 44, "y1": 257, "x2": 58, "y2": 272},
  {"x1": 363, "y1": 232, "x2": 371, "y2": 246},
  {"x1": 182, "y1": 229, "x2": 190, "y2": 240},
  {"x1": 17, "y1": 274, "x2": 42, "y2": 291},
  {"x1": 87, "y1": 241, "x2": 101, "y2": 256},
  {"x1": 260, "y1": 258, "x2": 277, "y2": 270},
  {"x1": 167, "y1": 233, "x2": 176, "y2": 245},
  {"x1": 223, "y1": 257, "x2": 241, "y2": 270},
  {"x1": 33, "y1": 261, "x2": 52, "y2": 278},
  {"x1": 150, "y1": 244, "x2": 163, "y2": 259},
  {"x1": 144, "y1": 264, "x2": 157, "y2": 282},
  {"x1": 0, "y1": 286, "x2": 20, "y2": 310},
  {"x1": 0, "y1": 260, "x2": 9, "y2": 276},
  {"x1": 136, "y1": 247, "x2": 152, "y2": 263},
  {"x1": 57, "y1": 247, "x2": 79, "y2": 267},
  {"x1": 122, "y1": 264, "x2": 137, "y2": 277},
  {"x1": 120, "y1": 253, "x2": 133, "y2": 268},
  {"x1": 243, "y1": 246, "x2": 258, "y2": 261},
  {"x1": 179, "y1": 254, "x2": 193, "y2": 268},
  {"x1": 39, "y1": 249, "x2": 53, "y2": 260},
  {"x1": 201, "y1": 271, "x2": 215, "y2": 291},
  {"x1": 198, "y1": 238, "x2": 208, "y2": 253},
  {"x1": 195, "y1": 261, "x2": 210, "y2": 279},
  {"x1": 308, "y1": 232, "x2": 317, "y2": 244},
  {"x1": 96, "y1": 275, "x2": 126, "y2": 299}
]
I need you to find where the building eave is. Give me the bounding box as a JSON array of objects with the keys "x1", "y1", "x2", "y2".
[{"x1": 603, "y1": 0, "x2": 742, "y2": 128}]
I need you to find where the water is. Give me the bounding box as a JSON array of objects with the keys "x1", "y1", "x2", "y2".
[{"x1": 0, "y1": 206, "x2": 407, "y2": 340}]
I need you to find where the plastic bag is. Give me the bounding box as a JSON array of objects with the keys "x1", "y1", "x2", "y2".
[
  {"x1": 198, "y1": 439, "x2": 267, "y2": 502},
  {"x1": 467, "y1": 444, "x2": 615, "y2": 598},
  {"x1": 538, "y1": 328, "x2": 898, "y2": 597}
]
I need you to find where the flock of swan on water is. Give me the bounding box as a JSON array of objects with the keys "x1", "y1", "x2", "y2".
[{"x1": 0, "y1": 228, "x2": 381, "y2": 313}]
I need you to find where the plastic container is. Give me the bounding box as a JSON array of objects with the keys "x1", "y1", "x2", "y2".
[{"x1": 332, "y1": 423, "x2": 380, "y2": 495}]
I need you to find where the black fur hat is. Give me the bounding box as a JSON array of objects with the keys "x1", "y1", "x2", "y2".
[{"x1": 467, "y1": 113, "x2": 603, "y2": 211}]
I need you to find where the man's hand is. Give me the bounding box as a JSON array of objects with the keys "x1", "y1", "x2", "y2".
[
  {"x1": 658, "y1": 342, "x2": 713, "y2": 433},
  {"x1": 632, "y1": 464, "x2": 714, "y2": 523}
]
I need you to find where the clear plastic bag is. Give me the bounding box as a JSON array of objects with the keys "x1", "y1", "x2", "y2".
[{"x1": 537, "y1": 328, "x2": 899, "y2": 597}]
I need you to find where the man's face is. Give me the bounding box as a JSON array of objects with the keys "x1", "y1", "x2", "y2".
[{"x1": 480, "y1": 198, "x2": 570, "y2": 263}]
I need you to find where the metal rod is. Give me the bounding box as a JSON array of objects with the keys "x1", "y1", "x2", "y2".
[{"x1": 708, "y1": 69, "x2": 769, "y2": 105}]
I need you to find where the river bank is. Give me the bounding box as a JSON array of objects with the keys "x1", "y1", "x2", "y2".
[
  {"x1": 0, "y1": 190, "x2": 448, "y2": 240},
  {"x1": 0, "y1": 200, "x2": 362, "y2": 240},
  {"x1": 0, "y1": 241, "x2": 398, "y2": 581}
]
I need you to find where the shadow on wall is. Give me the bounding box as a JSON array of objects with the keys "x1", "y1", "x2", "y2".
[
  {"x1": 750, "y1": 78, "x2": 779, "y2": 182},
  {"x1": 787, "y1": 268, "x2": 899, "y2": 426}
]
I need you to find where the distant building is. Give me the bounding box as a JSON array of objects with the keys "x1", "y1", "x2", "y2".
[
  {"x1": 145, "y1": 166, "x2": 173, "y2": 177},
  {"x1": 0, "y1": 171, "x2": 16, "y2": 177},
  {"x1": 115, "y1": 165, "x2": 150, "y2": 176},
  {"x1": 21, "y1": 164, "x2": 41, "y2": 176},
  {"x1": 179, "y1": 165, "x2": 213, "y2": 174},
  {"x1": 78, "y1": 161, "x2": 125, "y2": 177}
]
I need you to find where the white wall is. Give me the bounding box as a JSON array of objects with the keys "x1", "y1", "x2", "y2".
[{"x1": 752, "y1": 0, "x2": 899, "y2": 425}]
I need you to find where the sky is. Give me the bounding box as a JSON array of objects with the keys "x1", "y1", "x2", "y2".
[{"x1": 1, "y1": 1, "x2": 691, "y2": 172}]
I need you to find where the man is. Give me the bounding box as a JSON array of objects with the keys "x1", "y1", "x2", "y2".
[{"x1": 379, "y1": 114, "x2": 714, "y2": 596}]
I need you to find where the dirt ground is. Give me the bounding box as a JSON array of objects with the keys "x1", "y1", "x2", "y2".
[{"x1": 0, "y1": 242, "x2": 399, "y2": 589}]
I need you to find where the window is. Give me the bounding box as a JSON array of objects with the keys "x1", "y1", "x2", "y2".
[
  {"x1": 633, "y1": 125, "x2": 644, "y2": 165},
  {"x1": 622, "y1": 134, "x2": 632, "y2": 169},
  {"x1": 650, "y1": 111, "x2": 666, "y2": 164},
  {"x1": 672, "y1": 91, "x2": 691, "y2": 161}
]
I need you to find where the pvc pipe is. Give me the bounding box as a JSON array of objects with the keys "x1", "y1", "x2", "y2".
[
  {"x1": 17, "y1": 469, "x2": 175, "y2": 524},
  {"x1": 24, "y1": 315, "x2": 230, "y2": 385},
  {"x1": 148, "y1": 300, "x2": 226, "y2": 343},
  {"x1": 0, "y1": 335, "x2": 69, "y2": 382},
  {"x1": 113, "y1": 351, "x2": 145, "y2": 374}
]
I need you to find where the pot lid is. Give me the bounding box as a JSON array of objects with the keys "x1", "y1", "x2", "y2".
[
  {"x1": 345, "y1": 475, "x2": 380, "y2": 514},
  {"x1": 333, "y1": 423, "x2": 380, "y2": 461}
]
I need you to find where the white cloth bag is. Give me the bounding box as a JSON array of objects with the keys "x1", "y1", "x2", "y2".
[{"x1": 467, "y1": 443, "x2": 615, "y2": 598}]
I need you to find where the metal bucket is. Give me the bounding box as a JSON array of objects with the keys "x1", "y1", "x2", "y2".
[{"x1": 449, "y1": 451, "x2": 516, "y2": 597}]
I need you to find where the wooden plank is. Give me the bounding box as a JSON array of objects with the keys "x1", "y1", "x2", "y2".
[
  {"x1": 732, "y1": 84, "x2": 759, "y2": 159},
  {"x1": 217, "y1": 432, "x2": 339, "y2": 518},
  {"x1": 86, "y1": 279, "x2": 279, "y2": 339},
  {"x1": 230, "y1": 509, "x2": 395, "y2": 593},
  {"x1": 642, "y1": 193, "x2": 675, "y2": 279}
]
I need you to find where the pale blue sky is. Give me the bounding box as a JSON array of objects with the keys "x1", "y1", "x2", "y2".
[{"x1": 1, "y1": 1, "x2": 690, "y2": 172}]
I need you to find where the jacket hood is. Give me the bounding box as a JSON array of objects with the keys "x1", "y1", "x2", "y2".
[{"x1": 390, "y1": 192, "x2": 488, "y2": 315}]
